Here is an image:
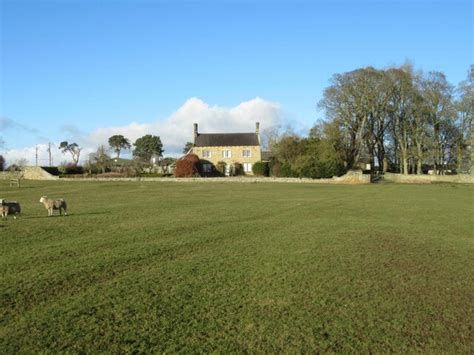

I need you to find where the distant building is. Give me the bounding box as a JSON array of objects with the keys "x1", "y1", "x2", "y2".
[{"x1": 191, "y1": 122, "x2": 262, "y2": 175}]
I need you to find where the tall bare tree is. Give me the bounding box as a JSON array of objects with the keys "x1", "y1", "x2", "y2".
[
  {"x1": 89, "y1": 145, "x2": 111, "y2": 173},
  {"x1": 320, "y1": 67, "x2": 391, "y2": 171},
  {"x1": 418, "y1": 71, "x2": 455, "y2": 174},
  {"x1": 386, "y1": 66, "x2": 420, "y2": 174},
  {"x1": 455, "y1": 65, "x2": 474, "y2": 173}
]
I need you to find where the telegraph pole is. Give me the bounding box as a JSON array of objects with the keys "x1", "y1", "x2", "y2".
[
  {"x1": 47, "y1": 143, "x2": 53, "y2": 167},
  {"x1": 35, "y1": 145, "x2": 39, "y2": 166}
]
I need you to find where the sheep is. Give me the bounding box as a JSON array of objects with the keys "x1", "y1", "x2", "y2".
[
  {"x1": 39, "y1": 196, "x2": 68, "y2": 216},
  {"x1": 0, "y1": 199, "x2": 21, "y2": 219}
]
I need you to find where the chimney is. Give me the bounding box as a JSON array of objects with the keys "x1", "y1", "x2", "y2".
[{"x1": 193, "y1": 123, "x2": 198, "y2": 138}]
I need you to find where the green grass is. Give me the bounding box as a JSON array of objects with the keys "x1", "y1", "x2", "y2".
[{"x1": 1, "y1": 180, "x2": 473, "y2": 353}]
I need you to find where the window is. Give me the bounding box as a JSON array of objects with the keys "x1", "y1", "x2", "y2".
[
  {"x1": 203, "y1": 150, "x2": 211, "y2": 158},
  {"x1": 243, "y1": 163, "x2": 252, "y2": 173},
  {"x1": 242, "y1": 149, "x2": 251, "y2": 157},
  {"x1": 202, "y1": 163, "x2": 212, "y2": 173},
  {"x1": 223, "y1": 150, "x2": 231, "y2": 158}
]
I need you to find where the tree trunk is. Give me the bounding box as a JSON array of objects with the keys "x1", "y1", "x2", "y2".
[
  {"x1": 456, "y1": 131, "x2": 464, "y2": 173},
  {"x1": 402, "y1": 153, "x2": 408, "y2": 175},
  {"x1": 416, "y1": 142, "x2": 423, "y2": 174},
  {"x1": 353, "y1": 116, "x2": 367, "y2": 169}
]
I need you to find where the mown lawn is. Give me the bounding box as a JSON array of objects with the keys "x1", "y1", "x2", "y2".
[{"x1": 0, "y1": 180, "x2": 473, "y2": 353}]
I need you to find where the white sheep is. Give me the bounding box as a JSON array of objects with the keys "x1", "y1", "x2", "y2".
[
  {"x1": 39, "y1": 196, "x2": 68, "y2": 216},
  {"x1": 1, "y1": 199, "x2": 21, "y2": 219}
]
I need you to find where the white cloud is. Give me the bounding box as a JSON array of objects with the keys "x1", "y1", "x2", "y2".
[
  {"x1": 1, "y1": 97, "x2": 283, "y2": 165},
  {"x1": 89, "y1": 97, "x2": 282, "y2": 155}
]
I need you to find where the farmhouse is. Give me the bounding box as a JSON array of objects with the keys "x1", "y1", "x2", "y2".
[{"x1": 191, "y1": 122, "x2": 262, "y2": 175}]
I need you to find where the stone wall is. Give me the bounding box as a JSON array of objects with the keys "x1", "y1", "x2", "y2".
[
  {"x1": 62, "y1": 170, "x2": 371, "y2": 184},
  {"x1": 384, "y1": 172, "x2": 474, "y2": 184},
  {"x1": 0, "y1": 171, "x2": 19, "y2": 180}
]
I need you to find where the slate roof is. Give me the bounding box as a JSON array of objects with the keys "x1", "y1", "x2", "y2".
[{"x1": 194, "y1": 133, "x2": 259, "y2": 147}]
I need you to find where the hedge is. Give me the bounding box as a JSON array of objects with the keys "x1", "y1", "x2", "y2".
[{"x1": 252, "y1": 161, "x2": 269, "y2": 176}]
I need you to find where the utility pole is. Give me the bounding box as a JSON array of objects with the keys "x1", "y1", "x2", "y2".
[
  {"x1": 35, "y1": 145, "x2": 39, "y2": 166},
  {"x1": 47, "y1": 143, "x2": 53, "y2": 167}
]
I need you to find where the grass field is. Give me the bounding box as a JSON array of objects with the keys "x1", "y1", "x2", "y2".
[{"x1": 1, "y1": 180, "x2": 473, "y2": 353}]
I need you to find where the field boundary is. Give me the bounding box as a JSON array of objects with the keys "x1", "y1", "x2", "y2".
[
  {"x1": 20, "y1": 169, "x2": 474, "y2": 184},
  {"x1": 59, "y1": 170, "x2": 371, "y2": 184},
  {"x1": 383, "y1": 172, "x2": 474, "y2": 184}
]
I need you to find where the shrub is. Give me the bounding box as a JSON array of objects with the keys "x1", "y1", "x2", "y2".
[
  {"x1": 96, "y1": 172, "x2": 127, "y2": 178},
  {"x1": 0, "y1": 155, "x2": 5, "y2": 171},
  {"x1": 269, "y1": 160, "x2": 281, "y2": 177},
  {"x1": 292, "y1": 153, "x2": 346, "y2": 179},
  {"x1": 41, "y1": 167, "x2": 60, "y2": 176},
  {"x1": 175, "y1": 154, "x2": 200, "y2": 177},
  {"x1": 185, "y1": 153, "x2": 200, "y2": 165},
  {"x1": 252, "y1": 161, "x2": 269, "y2": 176},
  {"x1": 280, "y1": 163, "x2": 297, "y2": 177},
  {"x1": 64, "y1": 163, "x2": 84, "y2": 175},
  {"x1": 216, "y1": 161, "x2": 227, "y2": 176}
]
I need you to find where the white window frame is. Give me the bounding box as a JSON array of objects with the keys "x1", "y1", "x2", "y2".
[
  {"x1": 242, "y1": 149, "x2": 251, "y2": 157},
  {"x1": 203, "y1": 150, "x2": 211, "y2": 158},
  {"x1": 223, "y1": 150, "x2": 232, "y2": 158},
  {"x1": 243, "y1": 163, "x2": 252, "y2": 173}
]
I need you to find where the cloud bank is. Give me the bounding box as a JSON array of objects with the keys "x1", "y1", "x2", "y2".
[
  {"x1": 1, "y1": 97, "x2": 283, "y2": 165},
  {"x1": 89, "y1": 97, "x2": 282, "y2": 154}
]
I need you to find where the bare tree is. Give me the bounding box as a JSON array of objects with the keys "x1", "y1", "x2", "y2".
[
  {"x1": 455, "y1": 65, "x2": 473, "y2": 173},
  {"x1": 89, "y1": 145, "x2": 111, "y2": 173},
  {"x1": 418, "y1": 71, "x2": 455, "y2": 174}
]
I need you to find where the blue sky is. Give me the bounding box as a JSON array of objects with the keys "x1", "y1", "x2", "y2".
[{"x1": 0, "y1": 0, "x2": 472, "y2": 163}]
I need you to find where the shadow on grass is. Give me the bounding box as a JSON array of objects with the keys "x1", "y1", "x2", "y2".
[
  {"x1": 23, "y1": 211, "x2": 111, "y2": 219},
  {"x1": 0, "y1": 185, "x2": 37, "y2": 190}
]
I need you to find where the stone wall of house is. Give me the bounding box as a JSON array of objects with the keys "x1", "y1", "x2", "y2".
[
  {"x1": 384, "y1": 172, "x2": 474, "y2": 184},
  {"x1": 191, "y1": 145, "x2": 261, "y2": 174}
]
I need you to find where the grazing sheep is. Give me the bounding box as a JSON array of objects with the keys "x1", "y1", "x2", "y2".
[
  {"x1": 39, "y1": 196, "x2": 68, "y2": 216},
  {"x1": 0, "y1": 199, "x2": 21, "y2": 219}
]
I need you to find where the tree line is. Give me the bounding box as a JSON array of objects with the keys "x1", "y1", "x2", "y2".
[
  {"x1": 267, "y1": 64, "x2": 473, "y2": 178},
  {"x1": 1, "y1": 64, "x2": 472, "y2": 177},
  {"x1": 83, "y1": 134, "x2": 167, "y2": 174},
  {"x1": 0, "y1": 133, "x2": 166, "y2": 172}
]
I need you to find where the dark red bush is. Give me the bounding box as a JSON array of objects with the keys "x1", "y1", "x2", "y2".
[{"x1": 174, "y1": 154, "x2": 200, "y2": 177}]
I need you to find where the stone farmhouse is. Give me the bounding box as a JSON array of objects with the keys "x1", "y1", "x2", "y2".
[{"x1": 191, "y1": 122, "x2": 262, "y2": 175}]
